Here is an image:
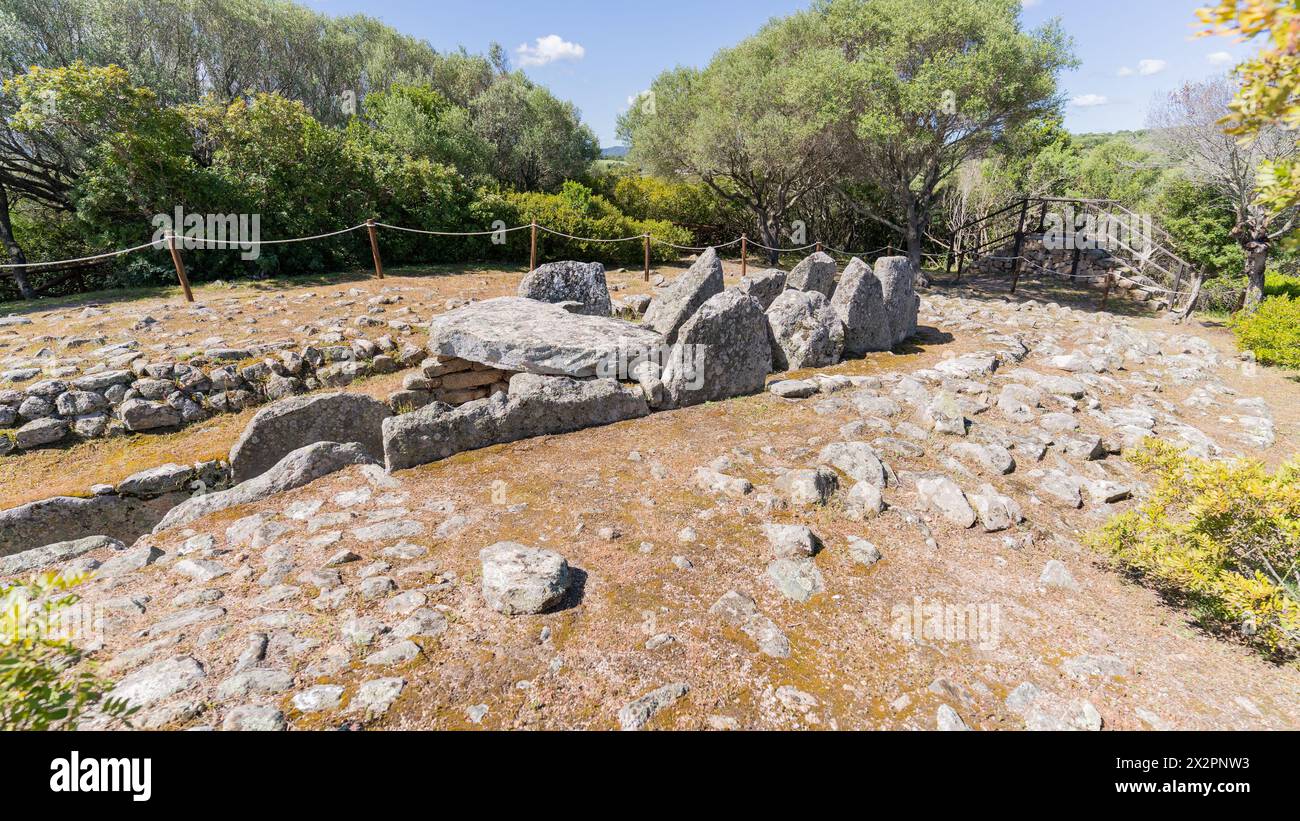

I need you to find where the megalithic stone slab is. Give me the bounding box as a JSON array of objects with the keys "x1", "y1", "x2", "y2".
[
  {"x1": 228, "y1": 392, "x2": 392, "y2": 483},
  {"x1": 642, "y1": 247, "x2": 724, "y2": 344},
  {"x1": 786, "y1": 251, "x2": 837, "y2": 297},
  {"x1": 830, "y1": 257, "x2": 893, "y2": 355},
  {"x1": 426, "y1": 297, "x2": 664, "y2": 378},
  {"x1": 873, "y1": 256, "x2": 920, "y2": 347},
  {"x1": 517, "y1": 260, "x2": 613, "y2": 317}
]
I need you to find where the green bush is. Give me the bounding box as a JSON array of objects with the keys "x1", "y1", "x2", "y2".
[
  {"x1": 1, "y1": 572, "x2": 136, "y2": 730},
  {"x1": 1196, "y1": 277, "x2": 1245, "y2": 314},
  {"x1": 500, "y1": 182, "x2": 693, "y2": 267},
  {"x1": 1266, "y1": 272, "x2": 1300, "y2": 299},
  {"x1": 1232, "y1": 294, "x2": 1300, "y2": 369},
  {"x1": 1088, "y1": 440, "x2": 1300, "y2": 656}
]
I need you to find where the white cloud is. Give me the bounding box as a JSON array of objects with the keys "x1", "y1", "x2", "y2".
[
  {"x1": 1207, "y1": 51, "x2": 1234, "y2": 67},
  {"x1": 1117, "y1": 66, "x2": 1135, "y2": 77},
  {"x1": 1137, "y1": 58, "x2": 1167, "y2": 76},
  {"x1": 515, "y1": 35, "x2": 586, "y2": 68},
  {"x1": 1020, "y1": 0, "x2": 1041, "y2": 7},
  {"x1": 1071, "y1": 94, "x2": 1109, "y2": 108}
]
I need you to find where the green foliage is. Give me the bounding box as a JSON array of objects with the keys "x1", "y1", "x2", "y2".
[
  {"x1": 0, "y1": 2, "x2": 608, "y2": 300},
  {"x1": 1, "y1": 571, "x2": 136, "y2": 730},
  {"x1": 619, "y1": 8, "x2": 859, "y2": 246},
  {"x1": 1155, "y1": 175, "x2": 1244, "y2": 278},
  {"x1": 471, "y1": 73, "x2": 600, "y2": 192},
  {"x1": 346, "y1": 84, "x2": 491, "y2": 179},
  {"x1": 1066, "y1": 137, "x2": 1164, "y2": 209},
  {"x1": 1088, "y1": 440, "x2": 1300, "y2": 655},
  {"x1": 183, "y1": 93, "x2": 368, "y2": 277},
  {"x1": 603, "y1": 172, "x2": 743, "y2": 229},
  {"x1": 497, "y1": 182, "x2": 691, "y2": 266},
  {"x1": 1266, "y1": 271, "x2": 1300, "y2": 299},
  {"x1": 1232, "y1": 294, "x2": 1300, "y2": 369}
]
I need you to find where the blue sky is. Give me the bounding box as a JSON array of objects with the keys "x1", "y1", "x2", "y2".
[{"x1": 304, "y1": 0, "x2": 1254, "y2": 146}]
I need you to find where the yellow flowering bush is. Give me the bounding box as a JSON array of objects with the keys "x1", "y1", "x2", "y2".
[{"x1": 1089, "y1": 439, "x2": 1300, "y2": 655}]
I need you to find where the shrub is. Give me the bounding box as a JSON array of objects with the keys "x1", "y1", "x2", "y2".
[
  {"x1": 1088, "y1": 440, "x2": 1300, "y2": 655},
  {"x1": 1196, "y1": 277, "x2": 1245, "y2": 314},
  {"x1": 1265, "y1": 272, "x2": 1300, "y2": 300},
  {"x1": 0, "y1": 572, "x2": 136, "y2": 729},
  {"x1": 1232, "y1": 294, "x2": 1300, "y2": 369},
  {"x1": 500, "y1": 182, "x2": 693, "y2": 267}
]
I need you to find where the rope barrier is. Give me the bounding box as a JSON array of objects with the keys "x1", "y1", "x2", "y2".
[
  {"x1": 0, "y1": 239, "x2": 162, "y2": 270},
  {"x1": 649, "y1": 236, "x2": 744, "y2": 251},
  {"x1": 747, "y1": 240, "x2": 818, "y2": 253},
  {"x1": 0, "y1": 220, "x2": 911, "y2": 274},
  {"x1": 375, "y1": 222, "x2": 530, "y2": 237}
]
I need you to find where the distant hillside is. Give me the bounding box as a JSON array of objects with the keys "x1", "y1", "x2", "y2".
[{"x1": 600, "y1": 146, "x2": 630, "y2": 158}]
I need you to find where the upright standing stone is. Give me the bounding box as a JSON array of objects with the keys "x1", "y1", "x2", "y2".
[
  {"x1": 830, "y1": 257, "x2": 893, "y2": 355},
  {"x1": 517, "y1": 261, "x2": 613, "y2": 316},
  {"x1": 642, "y1": 247, "x2": 724, "y2": 344},
  {"x1": 228, "y1": 392, "x2": 392, "y2": 483},
  {"x1": 737, "y1": 269, "x2": 787, "y2": 310},
  {"x1": 661, "y1": 289, "x2": 771, "y2": 407},
  {"x1": 765, "y1": 290, "x2": 845, "y2": 371},
  {"x1": 873, "y1": 256, "x2": 920, "y2": 347},
  {"x1": 786, "y1": 252, "x2": 837, "y2": 297}
]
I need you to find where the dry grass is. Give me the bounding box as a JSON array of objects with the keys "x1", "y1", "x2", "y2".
[{"x1": 0, "y1": 369, "x2": 409, "y2": 509}]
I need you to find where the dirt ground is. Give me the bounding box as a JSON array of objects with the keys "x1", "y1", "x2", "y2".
[{"x1": 5, "y1": 261, "x2": 1299, "y2": 731}]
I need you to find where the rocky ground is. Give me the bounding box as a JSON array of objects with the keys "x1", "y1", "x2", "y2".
[{"x1": 5, "y1": 263, "x2": 1299, "y2": 731}]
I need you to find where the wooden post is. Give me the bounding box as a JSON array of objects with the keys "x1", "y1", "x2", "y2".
[
  {"x1": 1100, "y1": 271, "x2": 1114, "y2": 309},
  {"x1": 944, "y1": 232, "x2": 956, "y2": 274},
  {"x1": 366, "y1": 218, "x2": 384, "y2": 280},
  {"x1": 740, "y1": 235, "x2": 748, "y2": 277},
  {"x1": 1068, "y1": 245, "x2": 1082, "y2": 282},
  {"x1": 952, "y1": 234, "x2": 965, "y2": 284},
  {"x1": 643, "y1": 234, "x2": 650, "y2": 282},
  {"x1": 815, "y1": 241, "x2": 822, "y2": 254},
  {"x1": 1008, "y1": 198, "x2": 1030, "y2": 294},
  {"x1": 529, "y1": 221, "x2": 538, "y2": 272},
  {"x1": 166, "y1": 232, "x2": 194, "y2": 303}
]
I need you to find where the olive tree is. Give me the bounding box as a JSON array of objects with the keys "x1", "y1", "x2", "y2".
[
  {"x1": 619, "y1": 10, "x2": 854, "y2": 264},
  {"x1": 821, "y1": 0, "x2": 1075, "y2": 275}
]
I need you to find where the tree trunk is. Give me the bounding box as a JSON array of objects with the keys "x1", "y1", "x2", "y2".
[
  {"x1": 0, "y1": 186, "x2": 33, "y2": 300},
  {"x1": 1173, "y1": 270, "x2": 1204, "y2": 324},
  {"x1": 1241, "y1": 235, "x2": 1269, "y2": 312},
  {"x1": 904, "y1": 198, "x2": 929, "y2": 287},
  {"x1": 757, "y1": 213, "x2": 781, "y2": 267}
]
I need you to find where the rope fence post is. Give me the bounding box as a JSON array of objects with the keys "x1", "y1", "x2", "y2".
[
  {"x1": 741, "y1": 235, "x2": 747, "y2": 277},
  {"x1": 815, "y1": 241, "x2": 822, "y2": 254},
  {"x1": 165, "y1": 232, "x2": 194, "y2": 303},
  {"x1": 529, "y1": 221, "x2": 538, "y2": 272},
  {"x1": 1100, "y1": 270, "x2": 1114, "y2": 309},
  {"x1": 1008, "y1": 198, "x2": 1030, "y2": 295},
  {"x1": 366, "y1": 218, "x2": 384, "y2": 280},
  {"x1": 643, "y1": 234, "x2": 650, "y2": 282}
]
